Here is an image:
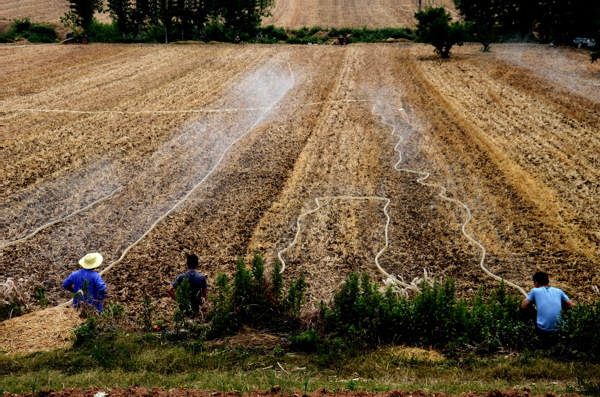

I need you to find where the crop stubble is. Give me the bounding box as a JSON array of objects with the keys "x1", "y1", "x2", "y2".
[{"x1": 1, "y1": 43, "x2": 598, "y2": 317}]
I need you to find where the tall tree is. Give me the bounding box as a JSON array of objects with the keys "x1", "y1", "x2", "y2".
[
  {"x1": 159, "y1": 0, "x2": 174, "y2": 42},
  {"x1": 63, "y1": 0, "x2": 104, "y2": 32},
  {"x1": 536, "y1": 0, "x2": 600, "y2": 44},
  {"x1": 415, "y1": 6, "x2": 468, "y2": 58},
  {"x1": 494, "y1": 0, "x2": 536, "y2": 39},
  {"x1": 453, "y1": 0, "x2": 501, "y2": 51},
  {"x1": 107, "y1": 0, "x2": 132, "y2": 36},
  {"x1": 130, "y1": 0, "x2": 151, "y2": 37},
  {"x1": 218, "y1": 0, "x2": 274, "y2": 38}
]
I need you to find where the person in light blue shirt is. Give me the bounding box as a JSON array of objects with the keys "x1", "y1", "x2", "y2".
[
  {"x1": 62, "y1": 253, "x2": 107, "y2": 313},
  {"x1": 521, "y1": 271, "x2": 574, "y2": 347}
]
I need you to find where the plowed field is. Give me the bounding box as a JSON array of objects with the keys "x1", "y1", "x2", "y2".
[
  {"x1": 0, "y1": 0, "x2": 455, "y2": 28},
  {"x1": 0, "y1": 0, "x2": 110, "y2": 25},
  {"x1": 263, "y1": 0, "x2": 457, "y2": 29},
  {"x1": 1, "y1": 43, "x2": 599, "y2": 317}
]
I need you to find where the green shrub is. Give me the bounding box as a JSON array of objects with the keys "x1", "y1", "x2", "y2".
[
  {"x1": 206, "y1": 253, "x2": 306, "y2": 336},
  {"x1": 0, "y1": 31, "x2": 15, "y2": 43},
  {"x1": 87, "y1": 20, "x2": 121, "y2": 42},
  {"x1": 290, "y1": 329, "x2": 320, "y2": 352},
  {"x1": 294, "y1": 27, "x2": 309, "y2": 38},
  {"x1": 27, "y1": 25, "x2": 56, "y2": 42},
  {"x1": 286, "y1": 35, "x2": 322, "y2": 44},
  {"x1": 0, "y1": 19, "x2": 56, "y2": 43},
  {"x1": 34, "y1": 287, "x2": 48, "y2": 308},
  {"x1": 11, "y1": 18, "x2": 31, "y2": 34},
  {"x1": 202, "y1": 20, "x2": 227, "y2": 42},
  {"x1": 556, "y1": 300, "x2": 600, "y2": 360},
  {"x1": 257, "y1": 25, "x2": 288, "y2": 42},
  {"x1": 321, "y1": 273, "x2": 541, "y2": 353}
]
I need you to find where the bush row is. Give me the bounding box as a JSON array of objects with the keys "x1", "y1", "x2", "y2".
[
  {"x1": 68, "y1": 254, "x2": 600, "y2": 364},
  {"x1": 315, "y1": 273, "x2": 600, "y2": 361},
  {"x1": 0, "y1": 18, "x2": 56, "y2": 43},
  {"x1": 0, "y1": 18, "x2": 414, "y2": 44}
]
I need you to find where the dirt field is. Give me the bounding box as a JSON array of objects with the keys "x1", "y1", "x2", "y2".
[
  {"x1": 0, "y1": 0, "x2": 110, "y2": 25},
  {"x1": 263, "y1": 0, "x2": 457, "y2": 29},
  {"x1": 1, "y1": 43, "x2": 599, "y2": 318},
  {"x1": 0, "y1": 0, "x2": 455, "y2": 28}
]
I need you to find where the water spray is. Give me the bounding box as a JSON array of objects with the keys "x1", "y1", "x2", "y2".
[
  {"x1": 0, "y1": 186, "x2": 124, "y2": 250},
  {"x1": 96, "y1": 61, "x2": 296, "y2": 277}
]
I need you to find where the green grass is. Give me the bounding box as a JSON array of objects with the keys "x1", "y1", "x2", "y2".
[{"x1": 1, "y1": 340, "x2": 599, "y2": 394}]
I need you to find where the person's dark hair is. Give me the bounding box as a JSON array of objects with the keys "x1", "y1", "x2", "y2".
[
  {"x1": 533, "y1": 271, "x2": 549, "y2": 286},
  {"x1": 187, "y1": 254, "x2": 199, "y2": 269}
]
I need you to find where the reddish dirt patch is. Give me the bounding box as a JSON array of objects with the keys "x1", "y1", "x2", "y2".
[{"x1": 3, "y1": 387, "x2": 581, "y2": 397}]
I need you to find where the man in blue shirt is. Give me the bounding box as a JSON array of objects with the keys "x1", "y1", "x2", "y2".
[
  {"x1": 167, "y1": 254, "x2": 208, "y2": 315},
  {"x1": 62, "y1": 253, "x2": 107, "y2": 313},
  {"x1": 521, "y1": 271, "x2": 574, "y2": 348}
]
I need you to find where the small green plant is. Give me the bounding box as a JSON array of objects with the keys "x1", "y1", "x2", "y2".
[
  {"x1": 576, "y1": 378, "x2": 600, "y2": 397},
  {"x1": 290, "y1": 329, "x2": 320, "y2": 352},
  {"x1": 303, "y1": 373, "x2": 312, "y2": 394},
  {"x1": 27, "y1": 379, "x2": 38, "y2": 396},
  {"x1": 139, "y1": 296, "x2": 155, "y2": 332},
  {"x1": 73, "y1": 315, "x2": 100, "y2": 346},
  {"x1": 33, "y1": 287, "x2": 48, "y2": 308},
  {"x1": 346, "y1": 378, "x2": 357, "y2": 391},
  {"x1": 206, "y1": 253, "x2": 307, "y2": 336},
  {"x1": 174, "y1": 277, "x2": 194, "y2": 319}
]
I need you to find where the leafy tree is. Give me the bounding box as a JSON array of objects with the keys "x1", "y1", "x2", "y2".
[
  {"x1": 107, "y1": 0, "x2": 132, "y2": 36},
  {"x1": 63, "y1": 0, "x2": 104, "y2": 32},
  {"x1": 414, "y1": 6, "x2": 468, "y2": 58},
  {"x1": 453, "y1": 0, "x2": 501, "y2": 51},
  {"x1": 536, "y1": 0, "x2": 600, "y2": 44},
  {"x1": 217, "y1": 0, "x2": 274, "y2": 39},
  {"x1": 159, "y1": 0, "x2": 175, "y2": 42},
  {"x1": 496, "y1": 0, "x2": 536, "y2": 39}
]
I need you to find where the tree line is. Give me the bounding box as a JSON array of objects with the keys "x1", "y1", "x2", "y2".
[
  {"x1": 415, "y1": 0, "x2": 599, "y2": 60},
  {"x1": 63, "y1": 0, "x2": 275, "y2": 43},
  {"x1": 453, "y1": 0, "x2": 600, "y2": 49}
]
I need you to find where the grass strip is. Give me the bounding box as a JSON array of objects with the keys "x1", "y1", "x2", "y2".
[{"x1": 2, "y1": 343, "x2": 599, "y2": 395}]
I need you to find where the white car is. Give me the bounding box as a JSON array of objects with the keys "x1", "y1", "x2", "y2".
[{"x1": 573, "y1": 37, "x2": 596, "y2": 48}]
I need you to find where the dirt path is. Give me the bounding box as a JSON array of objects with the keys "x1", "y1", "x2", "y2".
[{"x1": 1, "y1": 43, "x2": 598, "y2": 318}]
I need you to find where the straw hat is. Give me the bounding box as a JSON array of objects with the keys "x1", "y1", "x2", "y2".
[{"x1": 79, "y1": 253, "x2": 103, "y2": 269}]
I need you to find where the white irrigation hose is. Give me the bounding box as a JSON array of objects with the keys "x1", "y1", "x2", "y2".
[
  {"x1": 0, "y1": 186, "x2": 124, "y2": 250},
  {"x1": 277, "y1": 196, "x2": 412, "y2": 289},
  {"x1": 372, "y1": 102, "x2": 527, "y2": 297}
]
